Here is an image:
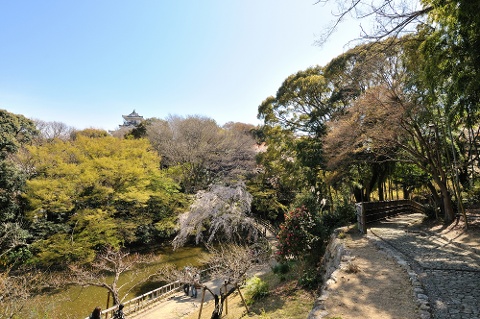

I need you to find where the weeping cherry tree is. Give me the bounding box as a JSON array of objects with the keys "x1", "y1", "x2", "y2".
[{"x1": 172, "y1": 182, "x2": 258, "y2": 249}]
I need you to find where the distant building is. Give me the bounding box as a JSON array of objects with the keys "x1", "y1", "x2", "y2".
[{"x1": 120, "y1": 110, "x2": 144, "y2": 128}]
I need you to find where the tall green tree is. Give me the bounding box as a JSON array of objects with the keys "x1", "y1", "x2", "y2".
[
  {"x1": 247, "y1": 126, "x2": 306, "y2": 222},
  {"x1": 0, "y1": 109, "x2": 37, "y2": 220},
  {"x1": 257, "y1": 49, "x2": 403, "y2": 208},
  {"x1": 257, "y1": 66, "x2": 344, "y2": 206},
  {"x1": 320, "y1": 0, "x2": 480, "y2": 221},
  {"x1": 322, "y1": 43, "x2": 408, "y2": 202},
  {"x1": 0, "y1": 109, "x2": 37, "y2": 160},
  {"x1": 421, "y1": 0, "x2": 480, "y2": 117},
  {"x1": 25, "y1": 131, "x2": 185, "y2": 267},
  {"x1": 0, "y1": 110, "x2": 37, "y2": 263},
  {"x1": 258, "y1": 66, "x2": 342, "y2": 136},
  {"x1": 420, "y1": 0, "x2": 480, "y2": 193}
]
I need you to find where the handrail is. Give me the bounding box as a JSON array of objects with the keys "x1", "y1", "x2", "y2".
[
  {"x1": 254, "y1": 218, "x2": 278, "y2": 236},
  {"x1": 83, "y1": 268, "x2": 214, "y2": 319},
  {"x1": 83, "y1": 281, "x2": 182, "y2": 319},
  {"x1": 356, "y1": 199, "x2": 425, "y2": 234}
]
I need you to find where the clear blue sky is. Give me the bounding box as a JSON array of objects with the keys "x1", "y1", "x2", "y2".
[{"x1": 0, "y1": 1, "x2": 360, "y2": 131}]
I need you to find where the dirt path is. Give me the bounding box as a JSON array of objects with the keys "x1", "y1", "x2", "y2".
[{"x1": 320, "y1": 231, "x2": 418, "y2": 319}]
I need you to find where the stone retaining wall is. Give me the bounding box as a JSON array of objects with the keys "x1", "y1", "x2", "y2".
[{"x1": 307, "y1": 227, "x2": 352, "y2": 319}]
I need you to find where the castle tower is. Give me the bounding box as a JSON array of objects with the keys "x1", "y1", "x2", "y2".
[{"x1": 120, "y1": 110, "x2": 144, "y2": 128}]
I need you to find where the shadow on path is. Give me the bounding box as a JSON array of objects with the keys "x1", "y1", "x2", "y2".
[{"x1": 369, "y1": 213, "x2": 480, "y2": 319}]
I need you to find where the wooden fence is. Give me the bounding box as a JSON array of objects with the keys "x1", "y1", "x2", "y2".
[
  {"x1": 83, "y1": 281, "x2": 182, "y2": 319},
  {"x1": 355, "y1": 199, "x2": 425, "y2": 234}
]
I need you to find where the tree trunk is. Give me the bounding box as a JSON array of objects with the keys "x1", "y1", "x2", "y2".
[
  {"x1": 430, "y1": 174, "x2": 455, "y2": 223},
  {"x1": 426, "y1": 182, "x2": 442, "y2": 218},
  {"x1": 438, "y1": 182, "x2": 455, "y2": 223},
  {"x1": 363, "y1": 187, "x2": 371, "y2": 202},
  {"x1": 378, "y1": 182, "x2": 384, "y2": 201},
  {"x1": 353, "y1": 187, "x2": 363, "y2": 202},
  {"x1": 402, "y1": 185, "x2": 410, "y2": 200},
  {"x1": 208, "y1": 285, "x2": 237, "y2": 319}
]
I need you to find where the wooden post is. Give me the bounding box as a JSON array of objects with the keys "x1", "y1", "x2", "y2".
[
  {"x1": 223, "y1": 281, "x2": 228, "y2": 315},
  {"x1": 237, "y1": 286, "x2": 249, "y2": 313},
  {"x1": 355, "y1": 203, "x2": 367, "y2": 234},
  {"x1": 198, "y1": 287, "x2": 206, "y2": 319}
]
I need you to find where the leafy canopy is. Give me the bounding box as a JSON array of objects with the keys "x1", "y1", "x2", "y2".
[{"x1": 26, "y1": 133, "x2": 184, "y2": 266}]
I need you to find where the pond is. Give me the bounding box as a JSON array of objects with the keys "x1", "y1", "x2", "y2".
[{"x1": 20, "y1": 246, "x2": 208, "y2": 319}]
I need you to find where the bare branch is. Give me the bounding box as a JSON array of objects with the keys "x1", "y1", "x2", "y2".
[
  {"x1": 316, "y1": 0, "x2": 432, "y2": 45},
  {"x1": 0, "y1": 222, "x2": 28, "y2": 259},
  {"x1": 205, "y1": 242, "x2": 270, "y2": 286},
  {"x1": 0, "y1": 268, "x2": 60, "y2": 319},
  {"x1": 68, "y1": 247, "x2": 153, "y2": 305}
]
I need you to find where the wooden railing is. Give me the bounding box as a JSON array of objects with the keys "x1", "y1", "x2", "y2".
[
  {"x1": 84, "y1": 267, "x2": 216, "y2": 319},
  {"x1": 355, "y1": 199, "x2": 425, "y2": 234},
  {"x1": 254, "y1": 218, "x2": 278, "y2": 236},
  {"x1": 84, "y1": 281, "x2": 182, "y2": 319}
]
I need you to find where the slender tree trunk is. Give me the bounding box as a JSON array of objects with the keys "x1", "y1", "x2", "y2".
[
  {"x1": 378, "y1": 181, "x2": 385, "y2": 201},
  {"x1": 353, "y1": 187, "x2": 363, "y2": 202},
  {"x1": 430, "y1": 175, "x2": 455, "y2": 223},
  {"x1": 426, "y1": 182, "x2": 442, "y2": 218},
  {"x1": 402, "y1": 185, "x2": 410, "y2": 200},
  {"x1": 364, "y1": 187, "x2": 371, "y2": 202},
  {"x1": 438, "y1": 182, "x2": 455, "y2": 223}
]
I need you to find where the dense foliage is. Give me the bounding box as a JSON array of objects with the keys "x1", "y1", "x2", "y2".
[
  {"x1": 24, "y1": 133, "x2": 186, "y2": 267},
  {"x1": 276, "y1": 207, "x2": 320, "y2": 260},
  {"x1": 244, "y1": 276, "x2": 269, "y2": 304}
]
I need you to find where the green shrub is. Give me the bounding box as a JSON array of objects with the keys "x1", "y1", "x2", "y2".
[
  {"x1": 298, "y1": 267, "x2": 321, "y2": 290},
  {"x1": 272, "y1": 261, "x2": 293, "y2": 281},
  {"x1": 244, "y1": 276, "x2": 269, "y2": 304},
  {"x1": 321, "y1": 203, "x2": 356, "y2": 234},
  {"x1": 272, "y1": 261, "x2": 291, "y2": 275},
  {"x1": 276, "y1": 206, "x2": 324, "y2": 260}
]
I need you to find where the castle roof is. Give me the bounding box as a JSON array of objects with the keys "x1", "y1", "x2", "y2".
[{"x1": 120, "y1": 110, "x2": 144, "y2": 128}]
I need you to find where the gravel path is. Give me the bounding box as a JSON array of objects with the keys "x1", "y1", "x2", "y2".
[{"x1": 369, "y1": 213, "x2": 480, "y2": 319}]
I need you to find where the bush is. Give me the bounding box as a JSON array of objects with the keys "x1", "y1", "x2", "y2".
[
  {"x1": 320, "y1": 203, "x2": 356, "y2": 234},
  {"x1": 272, "y1": 261, "x2": 293, "y2": 281},
  {"x1": 298, "y1": 267, "x2": 322, "y2": 290},
  {"x1": 276, "y1": 206, "x2": 324, "y2": 260},
  {"x1": 244, "y1": 276, "x2": 269, "y2": 304},
  {"x1": 272, "y1": 262, "x2": 291, "y2": 275}
]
